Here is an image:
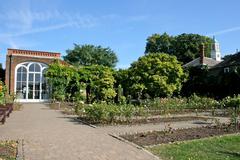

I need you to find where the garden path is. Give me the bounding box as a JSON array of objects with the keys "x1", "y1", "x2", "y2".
[
  {"x1": 0, "y1": 103, "x2": 158, "y2": 160},
  {"x1": 97, "y1": 115, "x2": 230, "y2": 135}
]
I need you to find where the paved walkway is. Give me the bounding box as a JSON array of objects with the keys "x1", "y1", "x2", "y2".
[
  {"x1": 98, "y1": 117, "x2": 229, "y2": 135},
  {"x1": 0, "y1": 104, "x2": 157, "y2": 160}
]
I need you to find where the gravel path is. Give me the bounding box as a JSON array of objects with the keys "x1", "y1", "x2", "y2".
[
  {"x1": 0, "y1": 103, "x2": 157, "y2": 160},
  {"x1": 97, "y1": 116, "x2": 230, "y2": 135}
]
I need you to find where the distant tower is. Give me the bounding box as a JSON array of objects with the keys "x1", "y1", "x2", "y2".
[{"x1": 211, "y1": 36, "x2": 221, "y2": 61}]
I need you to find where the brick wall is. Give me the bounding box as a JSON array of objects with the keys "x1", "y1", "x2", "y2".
[{"x1": 5, "y1": 49, "x2": 61, "y2": 94}]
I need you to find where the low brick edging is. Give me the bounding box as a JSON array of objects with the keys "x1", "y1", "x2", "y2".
[
  {"x1": 16, "y1": 139, "x2": 24, "y2": 160},
  {"x1": 109, "y1": 133, "x2": 160, "y2": 160}
]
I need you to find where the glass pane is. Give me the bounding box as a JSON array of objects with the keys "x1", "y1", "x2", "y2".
[
  {"x1": 22, "y1": 73, "x2": 27, "y2": 81},
  {"x1": 35, "y1": 83, "x2": 40, "y2": 90},
  {"x1": 42, "y1": 83, "x2": 46, "y2": 90},
  {"x1": 17, "y1": 67, "x2": 22, "y2": 73},
  {"x1": 17, "y1": 73, "x2": 21, "y2": 81},
  {"x1": 29, "y1": 64, "x2": 34, "y2": 72},
  {"x1": 22, "y1": 82, "x2": 26, "y2": 90},
  {"x1": 28, "y1": 91, "x2": 33, "y2": 99},
  {"x1": 41, "y1": 91, "x2": 49, "y2": 99},
  {"x1": 23, "y1": 92, "x2": 27, "y2": 99},
  {"x1": 22, "y1": 67, "x2": 27, "y2": 73},
  {"x1": 35, "y1": 74, "x2": 40, "y2": 82},
  {"x1": 35, "y1": 91, "x2": 40, "y2": 99},
  {"x1": 35, "y1": 64, "x2": 41, "y2": 72},
  {"x1": 42, "y1": 76, "x2": 45, "y2": 82},
  {"x1": 17, "y1": 82, "x2": 21, "y2": 91},
  {"x1": 28, "y1": 82, "x2": 33, "y2": 90},
  {"x1": 29, "y1": 73, "x2": 34, "y2": 81}
]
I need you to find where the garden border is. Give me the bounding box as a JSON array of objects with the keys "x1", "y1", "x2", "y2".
[
  {"x1": 16, "y1": 139, "x2": 24, "y2": 160},
  {"x1": 109, "y1": 133, "x2": 160, "y2": 160},
  {"x1": 145, "y1": 132, "x2": 240, "y2": 148}
]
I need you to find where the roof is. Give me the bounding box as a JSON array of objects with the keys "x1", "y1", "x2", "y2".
[
  {"x1": 7, "y1": 48, "x2": 61, "y2": 59},
  {"x1": 212, "y1": 52, "x2": 240, "y2": 69},
  {"x1": 183, "y1": 57, "x2": 221, "y2": 68}
]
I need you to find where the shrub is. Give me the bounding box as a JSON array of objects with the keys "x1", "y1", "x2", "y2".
[
  {"x1": 221, "y1": 95, "x2": 240, "y2": 109},
  {"x1": 141, "y1": 94, "x2": 219, "y2": 112},
  {"x1": 221, "y1": 95, "x2": 240, "y2": 130},
  {"x1": 141, "y1": 97, "x2": 188, "y2": 110},
  {"x1": 0, "y1": 81, "x2": 6, "y2": 104},
  {"x1": 187, "y1": 94, "x2": 219, "y2": 110},
  {"x1": 84, "y1": 103, "x2": 143, "y2": 123}
]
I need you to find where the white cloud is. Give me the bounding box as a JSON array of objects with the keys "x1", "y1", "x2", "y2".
[
  {"x1": 0, "y1": 10, "x2": 98, "y2": 31},
  {"x1": 207, "y1": 26, "x2": 240, "y2": 36},
  {"x1": 0, "y1": 5, "x2": 148, "y2": 49},
  {"x1": 1, "y1": 22, "x2": 75, "y2": 38}
]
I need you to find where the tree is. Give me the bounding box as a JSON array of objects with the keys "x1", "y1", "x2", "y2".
[
  {"x1": 79, "y1": 65, "x2": 116, "y2": 103},
  {"x1": 64, "y1": 44, "x2": 118, "y2": 68},
  {"x1": 0, "y1": 81, "x2": 6, "y2": 104},
  {"x1": 145, "y1": 33, "x2": 213, "y2": 64},
  {"x1": 173, "y1": 33, "x2": 213, "y2": 63},
  {"x1": 114, "y1": 69, "x2": 131, "y2": 96},
  {"x1": 129, "y1": 53, "x2": 187, "y2": 98},
  {"x1": 181, "y1": 66, "x2": 210, "y2": 97},
  {"x1": 45, "y1": 61, "x2": 80, "y2": 102},
  {"x1": 145, "y1": 32, "x2": 173, "y2": 54}
]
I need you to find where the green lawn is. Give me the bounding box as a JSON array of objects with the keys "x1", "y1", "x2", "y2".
[{"x1": 148, "y1": 134, "x2": 240, "y2": 160}]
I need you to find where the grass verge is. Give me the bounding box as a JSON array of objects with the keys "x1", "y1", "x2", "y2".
[{"x1": 148, "y1": 134, "x2": 240, "y2": 160}]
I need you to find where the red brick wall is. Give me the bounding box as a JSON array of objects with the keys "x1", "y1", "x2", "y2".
[{"x1": 5, "y1": 55, "x2": 59, "y2": 94}]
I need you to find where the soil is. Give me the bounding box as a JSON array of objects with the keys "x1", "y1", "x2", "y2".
[
  {"x1": 79, "y1": 116, "x2": 210, "y2": 126},
  {"x1": 120, "y1": 125, "x2": 240, "y2": 146}
]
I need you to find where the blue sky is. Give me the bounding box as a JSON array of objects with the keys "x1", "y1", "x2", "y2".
[{"x1": 0, "y1": 0, "x2": 240, "y2": 68}]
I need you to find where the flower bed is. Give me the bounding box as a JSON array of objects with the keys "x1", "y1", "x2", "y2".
[
  {"x1": 0, "y1": 140, "x2": 17, "y2": 160},
  {"x1": 79, "y1": 115, "x2": 210, "y2": 126},
  {"x1": 120, "y1": 125, "x2": 240, "y2": 146}
]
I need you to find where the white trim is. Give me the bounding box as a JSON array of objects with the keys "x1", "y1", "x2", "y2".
[{"x1": 15, "y1": 99, "x2": 50, "y2": 103}]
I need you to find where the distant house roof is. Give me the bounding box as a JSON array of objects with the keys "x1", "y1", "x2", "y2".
[
  {"x1": 183, "y1": 57, "x2": 221, "y2": 68},
  {"x1": 212, "y1": 52, "x2": 240, "y2": 69}
]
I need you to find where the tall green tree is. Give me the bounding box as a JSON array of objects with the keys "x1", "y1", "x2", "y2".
[
  {"x1": 45, "y1": 61, "x2": 80, "y2": 101},
  {"x1": 64, "y1": 44, "x2": 118, "y2": 68},
  {"x1": 79, "y1": 65, "x2": 116, "y2": 103},
  {"x1": 145, "y1": 32, "x2": 173, "y2": 54},
  {"x1": 145, "y1": 33, "x2": 213, "y2": 64},
  {"x1": 129, "y1": 53, "x2": 187, "y2": 98}
]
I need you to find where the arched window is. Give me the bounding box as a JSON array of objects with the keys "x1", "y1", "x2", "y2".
[
  {"x1": 15, "y1": 62, "x2": 49, "y2": 101},
  {"x1": 16, "y1": 66, "x2": 27, "y2": 99}
]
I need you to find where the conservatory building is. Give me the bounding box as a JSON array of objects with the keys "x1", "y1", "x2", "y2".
[{"x1": 5, "y1": 49, "x2": 61, "y2": 102}]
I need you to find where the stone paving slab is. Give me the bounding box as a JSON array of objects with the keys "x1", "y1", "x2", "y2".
[{"x1": 0, "y1": 104, "x2": 157, "y2": 160}]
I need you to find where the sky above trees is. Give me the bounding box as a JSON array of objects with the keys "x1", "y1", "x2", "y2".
[{"x1": 0, "y1": 0, "x2": 240, "y2": 68}]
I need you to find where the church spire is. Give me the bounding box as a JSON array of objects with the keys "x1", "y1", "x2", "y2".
[{"x1": 211, "y1": 36, "x2": 221, "y2": 61}]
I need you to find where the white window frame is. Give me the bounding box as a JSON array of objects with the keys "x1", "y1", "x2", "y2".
[{"x1": 14, "y1": 62, "x2": 49, "y2": 102}]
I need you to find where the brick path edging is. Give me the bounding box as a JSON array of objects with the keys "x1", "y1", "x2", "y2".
[{"x1": 16, "y1": 139, "x2": 24, "y2": 160}]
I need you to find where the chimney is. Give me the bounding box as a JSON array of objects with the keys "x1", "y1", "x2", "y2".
[{"x1": 200, "y1": 44, "x2": 205, "y2": 65}]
